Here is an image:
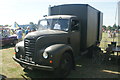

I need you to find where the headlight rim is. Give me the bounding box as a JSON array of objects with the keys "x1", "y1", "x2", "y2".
[
  {"x1": 15, "y1": 46, "x2": 19, "y2": 52},
  {"x1": 42, "y1": 51, "x2": 49, "y2": 59}
]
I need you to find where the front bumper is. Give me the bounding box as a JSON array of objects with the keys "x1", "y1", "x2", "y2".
[{"x1": 13, "y1": 56, "x2": 54, "y2": 71}]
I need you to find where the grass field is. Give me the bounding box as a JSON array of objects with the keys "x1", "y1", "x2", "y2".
[
  {"x1": 100, "y1": 32, "x2": 119, "y2": 50},
  {"x1": 0, "y1": 32, "x2": 120, "y2": 78},
  {"x1": 0, "y1": 46, "x2": 25, "y2": 78}
]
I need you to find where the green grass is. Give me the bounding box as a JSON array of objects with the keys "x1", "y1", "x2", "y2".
[
  {"x1": 0, "y1": 47, "x2": 25, "y2": 78},
  {"x1": 100, "y1": 32, "x2": 119, "y2": 50}
]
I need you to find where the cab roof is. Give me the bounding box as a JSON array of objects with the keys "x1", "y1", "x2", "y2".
[{"x1": 44, "y1": 15, "x2": 77, "y2": 19}]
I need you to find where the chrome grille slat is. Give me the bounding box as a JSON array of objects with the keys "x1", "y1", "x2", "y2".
[{"x1": 24, "y1": 38, "x2": 35, "y2": 62}]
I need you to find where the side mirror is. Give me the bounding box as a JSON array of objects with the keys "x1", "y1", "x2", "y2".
[{"x1": 72, "y1": 23, "x2": 79, "y2": 31}]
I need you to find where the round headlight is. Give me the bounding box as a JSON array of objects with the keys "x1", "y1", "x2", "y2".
[
  {"x1": 43, "y1": 52, "x2": 48, "y2": 59},
  {"x1": 15, "y1": 46, "x2": 19, "y2": 52}
]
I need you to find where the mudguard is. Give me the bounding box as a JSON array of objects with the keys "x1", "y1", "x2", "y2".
[{"x1": 45, "y1": 44, "x2": 74, "y2": 68}]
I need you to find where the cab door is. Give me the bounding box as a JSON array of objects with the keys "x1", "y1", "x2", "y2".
[{"x1": 69, "y1": 19, "x2": 81, "y2": 56}]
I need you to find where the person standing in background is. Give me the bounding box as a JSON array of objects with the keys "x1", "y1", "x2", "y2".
[
  {"x1": 16, "y1": 27, "x2": 23, "y2": 42},
  {"x1": 107, "y1": 30, "x2": 111, "y2": 38},
  {"x1": 25, "y1": 27, "x2": 30, "y2": 35}
]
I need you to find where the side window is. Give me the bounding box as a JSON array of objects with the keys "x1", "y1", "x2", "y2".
[{"x1": 71, "y1": 20, "x2": 79, "y2": 31}]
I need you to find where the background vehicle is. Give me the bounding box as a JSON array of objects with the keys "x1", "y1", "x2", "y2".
[
  {"x1": 0, "y1": 27, "x2": 17, "y2": 46},
  {"x1": 13, "y1": 4, "x2": 103, "y2": 77}
]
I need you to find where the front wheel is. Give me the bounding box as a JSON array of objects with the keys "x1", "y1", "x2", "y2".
[{"x1": 54, "y1": 52, "x2": 73, "y2": 78}]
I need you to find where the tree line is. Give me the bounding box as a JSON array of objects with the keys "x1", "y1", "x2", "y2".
[{"x1": 102, "y1": 24, "x2": 120, "y2": 31}]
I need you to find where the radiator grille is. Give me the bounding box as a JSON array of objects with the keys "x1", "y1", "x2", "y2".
[{"x1": 24, "y1": 38, "x2": 35, "y2": 62}]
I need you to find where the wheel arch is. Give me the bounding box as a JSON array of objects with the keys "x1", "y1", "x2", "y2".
[{"x1": 44, "y1": 44, "x2": 74, "y2": 69}]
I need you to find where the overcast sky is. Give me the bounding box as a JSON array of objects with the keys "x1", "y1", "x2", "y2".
[{"x1": 0, "y1": 0, "x2": 119, "y2": 26}]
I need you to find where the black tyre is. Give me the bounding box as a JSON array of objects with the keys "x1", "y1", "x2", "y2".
[{"x1": 55, "y1": 52, "x2": 73, "y2": 78}]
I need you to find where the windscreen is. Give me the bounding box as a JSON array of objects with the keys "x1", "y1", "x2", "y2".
[{"x1": 38, "y1": 19, "x2": 69, "y2": 31}]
